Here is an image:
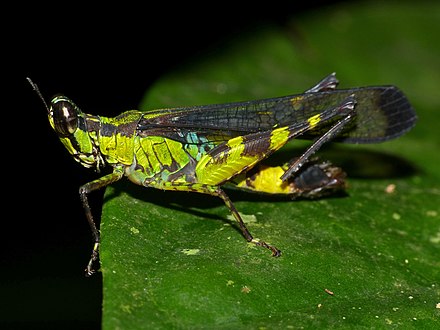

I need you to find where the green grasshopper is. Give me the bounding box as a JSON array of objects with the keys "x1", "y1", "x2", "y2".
[{"x1": 29, "y1": 73, "x2": 416, "y2": 276}]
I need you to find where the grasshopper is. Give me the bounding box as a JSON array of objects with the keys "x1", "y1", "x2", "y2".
[{"x1": 29, "y1": 73, "x2": 416, "y2": 276}]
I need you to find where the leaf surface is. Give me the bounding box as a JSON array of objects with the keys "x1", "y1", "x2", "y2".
[{"x1": 102, "y1": 3, "x2": 440, "y2": 328}]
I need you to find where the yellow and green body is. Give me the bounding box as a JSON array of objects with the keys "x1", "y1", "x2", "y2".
[{"x1": 31, "y1": 73, "x2": 416, "y2": 276}]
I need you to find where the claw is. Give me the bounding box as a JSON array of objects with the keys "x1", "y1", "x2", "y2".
[
  {"x1": 251, "y1": 239, "x2": 281, "y2": 257},
  {"x1": 85, "y1": 243, "x2": 100, "y2": 277}
]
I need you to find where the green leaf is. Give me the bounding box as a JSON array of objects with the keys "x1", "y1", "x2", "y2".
[{"x1": 101, "y1": 2, "x2": 440, "y2": 329}]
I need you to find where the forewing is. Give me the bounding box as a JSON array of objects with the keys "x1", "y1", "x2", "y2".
[{"x1": 137, "y1": 86, "x2": 416, "y2": 144}]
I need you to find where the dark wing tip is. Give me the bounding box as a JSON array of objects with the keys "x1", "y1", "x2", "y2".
[
  {"x1": 379, "y1": 86, "x2": 417, "y2": 141},
  {"x1": 339, "y1": 85, "x2": 417, "y2": 144}
]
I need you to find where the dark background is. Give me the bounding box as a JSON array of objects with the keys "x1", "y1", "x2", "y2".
[{"x1": 5, "y1": 2, "x2": 345, "y2": 329}]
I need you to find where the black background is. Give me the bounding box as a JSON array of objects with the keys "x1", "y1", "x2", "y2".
[{"x1": 5, "y1": 2, "x2": 344, "y2": 329}]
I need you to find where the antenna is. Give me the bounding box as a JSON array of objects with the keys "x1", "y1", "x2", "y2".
[{"x1": 27, "y1": 77, "x2": 50, "y2": 112}]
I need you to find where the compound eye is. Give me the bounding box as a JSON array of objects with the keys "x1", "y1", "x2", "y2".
[{"x1": 51, "y1": 100, "x2": 78, "y2": 137}]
